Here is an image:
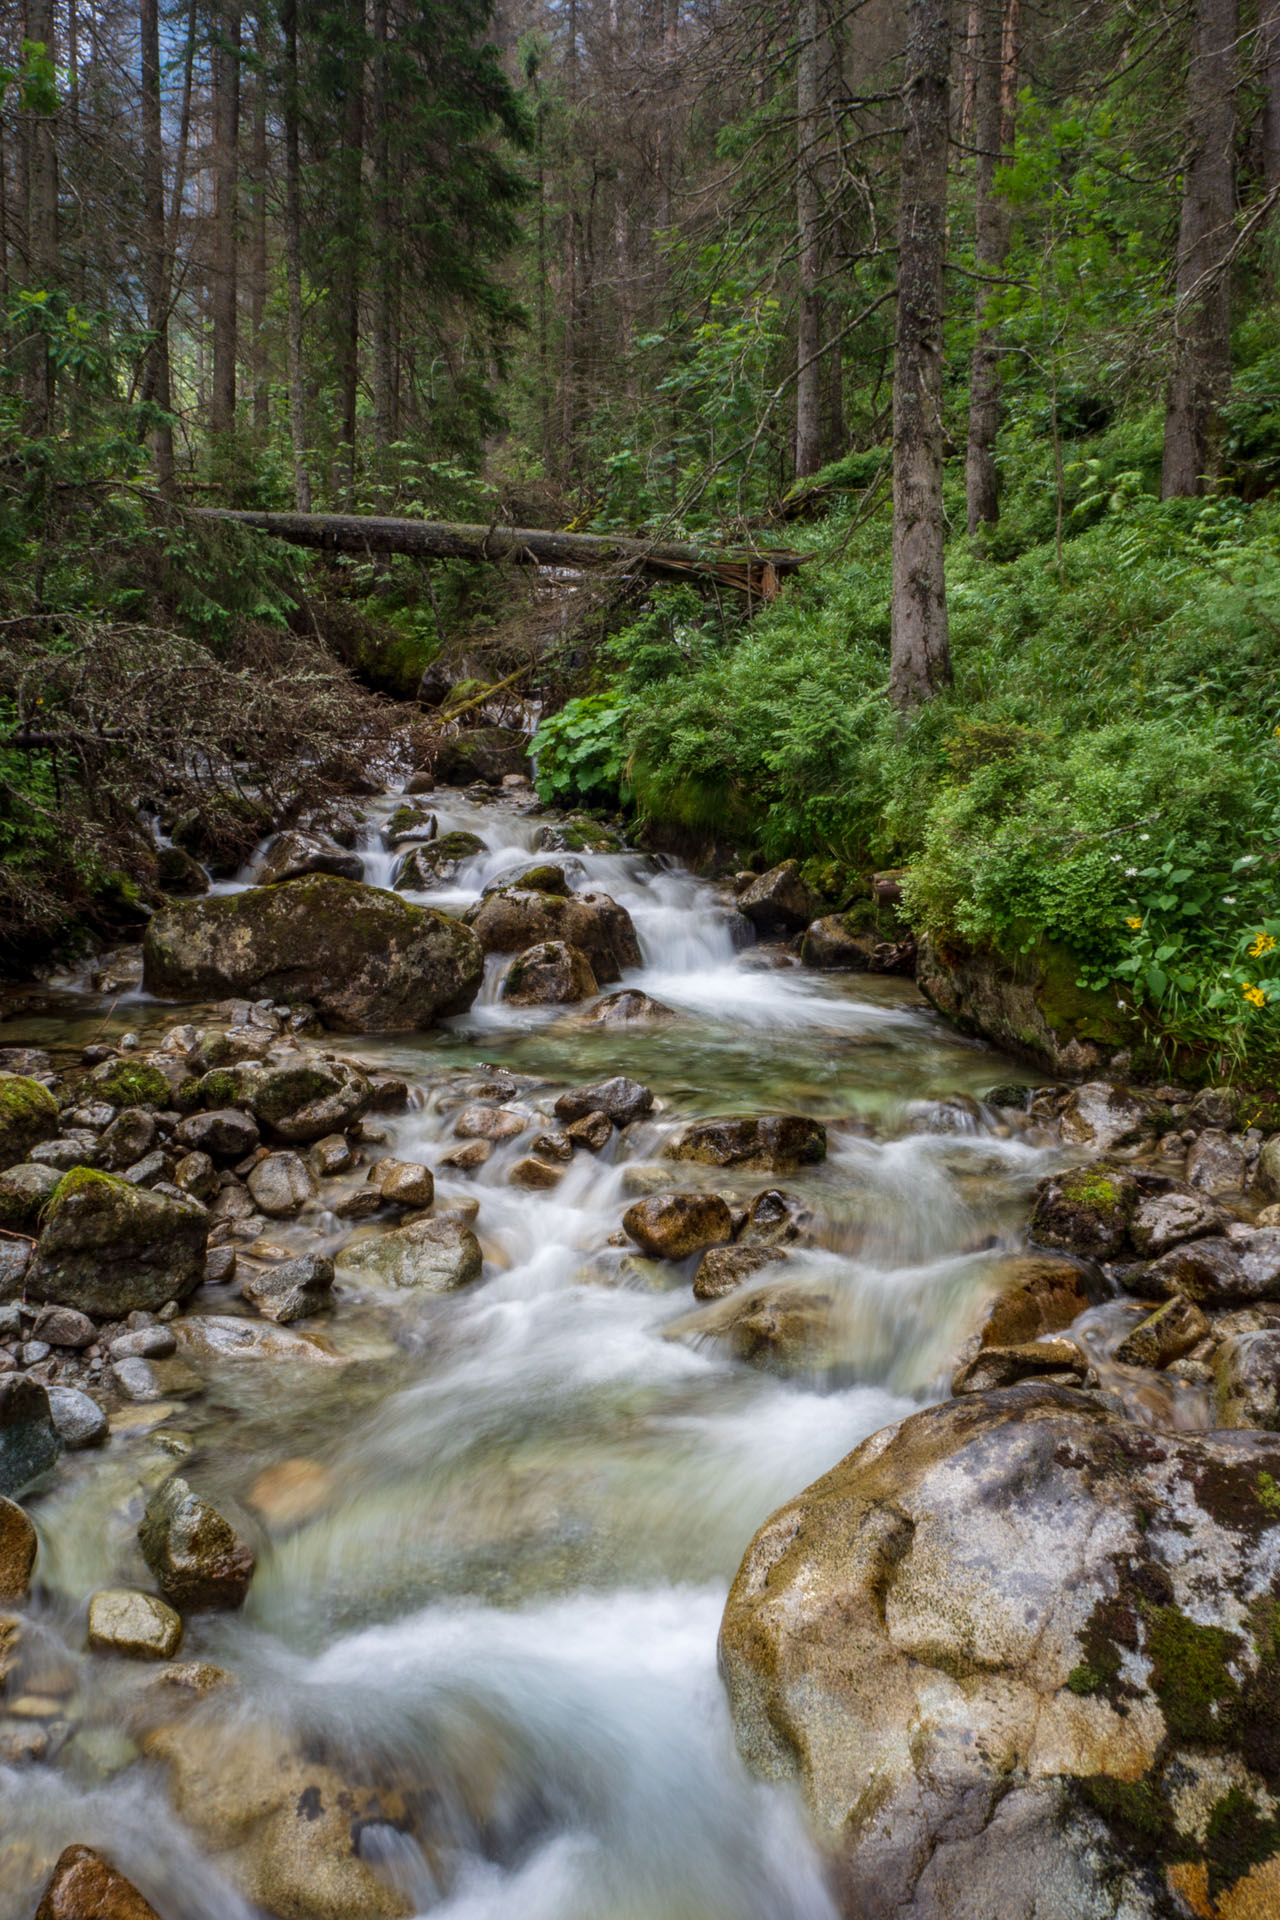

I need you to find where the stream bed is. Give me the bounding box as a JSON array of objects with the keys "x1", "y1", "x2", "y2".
[{"x1": 0, "y1": 783, "x2": 1068, "y2": 1920}]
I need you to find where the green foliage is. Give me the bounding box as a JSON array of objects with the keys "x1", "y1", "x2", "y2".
[{"x1": 531, "y1": 693, "x2": 629, "y2": 807}]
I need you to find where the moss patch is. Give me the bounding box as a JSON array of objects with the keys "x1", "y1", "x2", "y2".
[
  {"x1": 88, "y1": 1060, "x2": 171, "y2": 1110},
  {"x1": 1146, "y1": 1604, "x2": 1242, "y2": 1742}
]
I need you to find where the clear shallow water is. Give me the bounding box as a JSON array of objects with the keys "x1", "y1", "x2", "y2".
[{"x1": 0, "y1": 787, "x2": 1051, "y2": 1920}]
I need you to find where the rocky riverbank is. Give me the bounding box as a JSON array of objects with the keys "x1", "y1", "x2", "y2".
[{"x1": 3, "y1": 766, "x2": 1280, "y2": 1920}]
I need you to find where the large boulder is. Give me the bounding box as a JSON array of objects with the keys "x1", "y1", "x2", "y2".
[
  {"x1": 737, "y1": 861, "x2": 814, "y2": 935},
  {"x1": 1143, "y1": 1228, "x2": 1280, "y2": 1307},
  {"x1": 143, "y1": 874, "x2": 483, "y2": 1033},
  {"x1": 464, "y1": 885, "x2": 641, "y2": 984},
  {"x1": 27, "y1": 1169, "x2": 206, "y2": 1316},
  {"x1": 142, "y1": 1712, "x2": 418, "y2": 1920},
  {"x1": 499, "y1": 940, "x2": 598, "y2": 1006},
  {"x1": 666, "y1": 1115, "x2": 826, "y2": 1172},
  {"x1": 391, "y1": 830, "x2": 487, "y2": 890},
  {"x1": 0, "y1": 1073, "x2": 58, "y2": 1171},
  {"x1": 335, "y1": 1216, "x2": 483, "y2": 1292},
  {"x1": 434, "y1": 726, "x2": 530, "y2": 786},
  {"x1": 0, "y1": 1377, "x2": 61, "y2": 1497},
  {"x1": 720, "y1": 1385, "x2": 1280, "y2": 1920},
  {"x1": 799, "y1": 916, "x2": 874, "y2": 970},
  {"x1": 255, "y1": 830, "x2": 362, "y2": 887},
  {"x1": 1058, "y1": 1082, "x2": 1160, "y2": 1151}
]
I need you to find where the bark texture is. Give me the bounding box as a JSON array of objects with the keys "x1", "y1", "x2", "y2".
[
  {"x1": 890, "y1": 0, "x2": 952, "y2": 709},
  {"x1": 965, "y1": 0, "x2": 1014, "y2": 533},
  {"x1": 210, "y1": 0, "x2": 241, "y2": 439},
  {"x1": 1162, "y1": 0, "x2": 1238, "y2": 498},
  {"x1": 795, "y1": 0, "x2": 824, "y2": 479},
  {"x1": 140, "y1": 0, "x2": 175, "y2": 489}
]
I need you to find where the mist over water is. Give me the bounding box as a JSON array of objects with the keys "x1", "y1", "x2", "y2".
[{"x1": 0, "y1": 786, "x2": 1054, "y2": 1920}]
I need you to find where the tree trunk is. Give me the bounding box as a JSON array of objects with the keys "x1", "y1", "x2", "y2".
[
  {"x1": 140, "y1": 0, "x2": 175, "y2": 489},
  {"x1": 335, "y1": 0, "x2": 365, "y2": 503},
  {"x1": 795, "y1": 0, "x2": 824, "y2": 479},
  {"x1": 210, "y1": 0, "x2": 241, "y2": 439},
  {"x1": 965, "y1": 0, "x2": 1013, "y2": 533},
  {"x1": 1261, "y1": 0, "x2": 1280, "y2": 191},
  {"x1": 890, "y1": 0, "x2": 952, "y2": 710},
  {"x1": 282, "y1": 0, "x2": 311, "y2": 510},
  {"x1": 250, "y1": 13, "x2": 269, "y2": 441},
  {"x1": 370, "y1": 0, "x2": 393, "y2": 499},
  {"x1": 1162, "y1": 0, "x2": 1237, "y2": 498},
  {"x1": 23, "y1": 0, "x2": 58, "y2": 434}
]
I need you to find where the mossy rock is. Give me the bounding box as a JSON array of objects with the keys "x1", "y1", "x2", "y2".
[
  {"x1": 917, "y1": 934, "x2": 1138, "y2": 1078},
  {"x1": 85, "y1": 1059, "x2": 172, "y2": 1111},
  {"x1": 156, "y1": 844, "x2": 210, "y2": 897},
  {"x1": 0, "y1": 1075, "x2": 59, "y2": 1172},
  {"x1": 142, "y1": 874, "x2": 484, "y2": 1034},
  {"x1": 0, "y1": 1161, "x2": 63, "y2": 1231},
  {"x1": 29, "y1": 1167, "x2": 207, "y2": 1316},
  {"x1": 434, "y1": 727, "x2": 530, "y2": 787}
]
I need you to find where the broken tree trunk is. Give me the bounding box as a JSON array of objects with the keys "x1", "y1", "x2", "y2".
[{"x1": 196, "y1": 509, "x2": 809, "y2": 599}]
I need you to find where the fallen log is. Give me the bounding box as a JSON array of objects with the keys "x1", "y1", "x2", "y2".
[{"x1": 197, "y1": 510, "x2": 809, "y2": 598}]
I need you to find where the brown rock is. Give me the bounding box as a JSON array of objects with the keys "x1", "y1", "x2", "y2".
[
  {"x1": 0, "y1": 1496, "x2": 36, "y2": 1601},
  {"x1": 138, "y1": 1477, "x2": 254, "y2": 1612},
  {"x1": 438, "y1": 1140, "x2": 492, "y2": 1171},
  {"x1": 566, "y1": 1112, "x2": 612, "y2": 1153},
  {"x1": 665, "y1": 1115, "x2": 826, "y2": 1173},
  {"x1": 622, "y1": 1192, "x2": 733, "y2": 1260},
  {"x1": 693, "y1": 1244, "x2": 789, "y2": 1301},
  {"x1": 509, "y1": 1157, "x2": 564, "y2": 1190},
  {"x1": 974, "y1": 1255, "x2": 1096, "y2": 1349},
  {"x1": 369, "y1": 1158, "x2": 435, "y2": 1209},
  {"x1": 453, "y1": 1105, "x2": 527, "y2": 1142},
  {"x1": 951, "y1": 1337, "x2": 1095, "y2": 1395},
  {"x1": 34, "y1": 1845, "x2": 162, "y2": 1920},
  {"x1": 1113, "y1": 1294, "x2": 1211, "y2": 1369}
]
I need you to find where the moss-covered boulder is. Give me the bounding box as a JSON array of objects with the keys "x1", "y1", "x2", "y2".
[
  {"x1": 499, "y1": 939, "x2": 598, "y2": 1006},
  {"x1": 720, "y1": 1385, "x2": 1280, "y2": 1920},
  {"x1": 1030, "y1": 1164, "x2": 1140, "y2": 1259},
  {"x1": 434, "y1": 726, "x2": 530, "y2": 786},
  {"x1": 391, "y1": 830, "x2": 487, "y2": 891},
  {"x1": 917, "y1": 934, "x2": 1140, "y2": 1078},
  {"x1": 0, "y1": 1074, "x2": 59, "y2": 1171},
  {"x1": 84, "y1": 1058, "x2": 173, "y2": 1110},
  {"x1": 142, "y1": 873, "x2": 483, "y2": 1033},
  {"x1": 28, "y1": 1168, "x2": 207, "y2": 1316}
]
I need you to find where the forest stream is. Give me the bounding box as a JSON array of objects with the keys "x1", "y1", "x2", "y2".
[{"x1": 0, "y1": 779, "x2": 1202, "y2": 1920}]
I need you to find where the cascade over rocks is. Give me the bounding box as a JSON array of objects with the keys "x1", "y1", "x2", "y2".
[
  {"x1": 720, "y1": 1385, "x2": 1280, "y2": 1920},
  {"x1": 143, "y1": 873, "x2": 484, "y2": 1032},
  {"x1": 464, "y1": 880, "x2": 642, "y2": 982},
  {"x1": 666, "y1": 1115, "x2": 827, "y2": 1172}
]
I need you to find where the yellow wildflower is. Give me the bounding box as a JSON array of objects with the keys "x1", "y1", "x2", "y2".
[
  {"x1": 1243, "y1": 983, "x2": 1267, "y2": 1009},
  {"x1": 1249, "y1": 931, "x2": 1277, "y2": 958},
  {"x1": 1125, "y1": 915, "x2": 1143, "y2": 931}
]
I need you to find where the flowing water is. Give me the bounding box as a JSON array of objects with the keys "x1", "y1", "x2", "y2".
[{"x1": 0, "y1": 784, "x2": 1070, "y2": 1920}]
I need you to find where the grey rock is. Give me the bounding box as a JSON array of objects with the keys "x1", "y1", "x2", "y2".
[
  {"x1": 0, "y1": 1160, "x2": 62, "y2": 1230},
  {"x1": 737, "y1": 861, "x2": 814, "y2": 935},
  {"x1": 255, "y1": 829, "x2": 362, "y2": 887},
  {"x1": 46, "y1": 1385, "x2": 109, "y2": 1448},
  {"x1": 335, "y1": 1215, "x2": 483, "y2": 1292},
  {"x1": 174, "y1": 1108, "x2": 260, "y2": 1161},
  {"x1": 97, "y1": 1108, "x2": 159, "y2": 1172},
  {"x1": 1128, "y1": 1187, "x2": 1226, "y2": 1256},
  {"x1": 1186, "y1": 1127, "x2": 1247, "y2": 1193},
  {"x1": 110, "y1": 1326, "x2": 177, "y2": 1360},
  {"x1": 241, "y1": 1252, "x2": 335, "y2": 1325},
  {"x1": 0, "y1": 1375, "x2": 61, "y2": 1496},
  {"x1": 720, "y1": 1386, "x2": 1280, "y2": 1920},
  {"x1": 122, "y1": 1149, "x2": 172, "y2": 1188},
  {"x1": 1058, "y1": 1081, "x2": 1158, "y2": 1151},
  {"x1": 1144, "y1": 1228, "x2": 1280, "y2": 1306},
  {"x1": 112, "y1": 1356, "x2": 163, "y2": 1402},
  {"x1": 28, "y1": 1172, "x2": 207, "y2": 1317},
  {"x1": 554, "y1": 1076, "x2": 654, "y2": 1129},
  {"x1": 246, "y1": 1150, "x2": 316, "y2": 1217},
  {"x1": 1215, "y1": 1330, "x2": 1280, "y2": 1428},
  {"x1": 32, "y1": 1305, "x2": 95, "y2": 1349}
]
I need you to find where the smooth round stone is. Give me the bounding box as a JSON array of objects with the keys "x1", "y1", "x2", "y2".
[
  {"x1": 111, "y1": 1357, "x2": 163, "y2": 1403},
  {"x1": 109, "y1": 1327, "x2": 177, "y2": 1361},
  {"x1": 46, "y1": 1386, "x2": 109, "y2": 1449},
  {"x1": 87, "y1": 1588, "x2": 182, "y2": 1659}
]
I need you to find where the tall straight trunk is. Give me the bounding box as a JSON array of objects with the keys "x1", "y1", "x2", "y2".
[
  {"x1": 250, "y1": 13, "x2": 268, "y2": 440},
  {"x1": 795, "y1": 0, "x2": 824, "y2": 478},
  {"x1": 23, "y1": 0, "x2": 58, "y2": 433},
  {"x1": 1261, "y1": 0, "x2": 1280, "y2": 192},
  {"x1": 1162, "y1": 0, "x2": 1237, "y2": 497},
  {"x1": 210, "y1": 0, "x2": 241, "y2": 438},
  {"x1": 140, "y1": 0, "x2": 175, "y2": 489},
  {"x1": 965, "y1": 0, "x2": 1014, "y2": 533},
  {"x1": 370, "y1": 0, "x2": 392, "y2": 497},
  {"x1": 960, "y1": 0, "x2": 979, "y2": 143},
  {"x1": 282, "y1": 0, "x2": 311, "y2": 509},
  {"x1": 335, "y1": 0, "x2": 365, "y2": 502},
  {"x1": 890, "y1": 0, "x2": 952, "y2": 710}
]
